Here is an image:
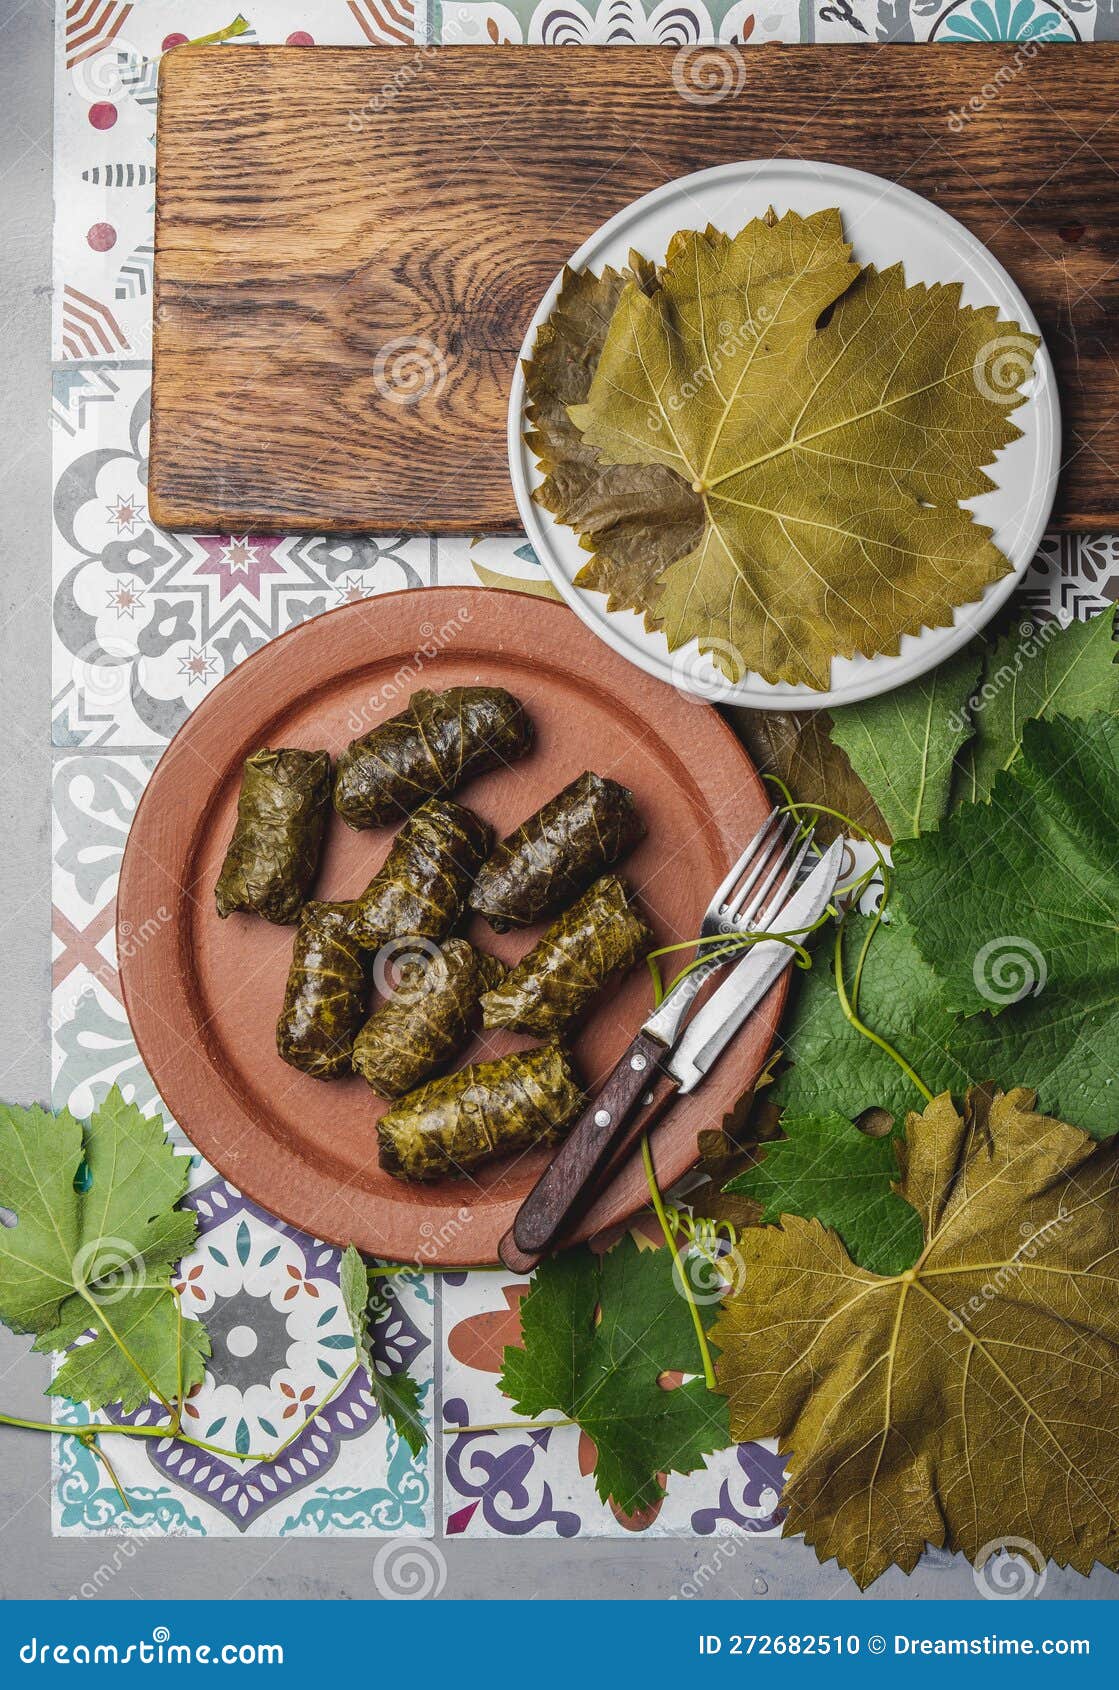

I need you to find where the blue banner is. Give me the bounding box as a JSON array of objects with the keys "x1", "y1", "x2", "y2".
[{"x1": 0, "y1": 1598, "x2": 1114, "y2": 1686}]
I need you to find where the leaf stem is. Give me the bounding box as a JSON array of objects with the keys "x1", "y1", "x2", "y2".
[
  {"x1": 640, "y1": 1135, "x2": 717, "y2": 1390},
  {"x1": 833, "y1": 918, "x2": 934, "y2": 1104},
  {"x1": 445, "y1": 1417, "x2": 576, "y2": 1434}
]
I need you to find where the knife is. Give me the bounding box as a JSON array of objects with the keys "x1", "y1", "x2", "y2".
[{"x1": 498, "y1": 837, "x2": 843, "y2": 1273}]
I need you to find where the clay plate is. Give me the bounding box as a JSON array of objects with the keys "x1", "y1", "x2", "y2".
[{"x1": 117, "y1": 589, "x2": 785, "y2": 1264}]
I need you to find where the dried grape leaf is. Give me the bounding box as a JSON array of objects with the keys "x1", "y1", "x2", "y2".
[
  {"x1": 525, "y1": 260, "x2": 703, "y2": 627},
  {"x1": 714, "y1": 1086, "x2": 1119, "y2": 1588},
  {"x1": 571, "y1": 211, "x2": 1032, "y2": 689},
  {"x1": 828, "y1": 645, "x2": 983, "y2": 841},
  {"x1": 955, "y1": 605, "x2": 1119, "y2": 804},
  {"x1": 729, "y1": 707, "x2": 886, "y2": 845},
  {"x1": 500, "y1": 1234, "x2": 731, "y2": 1513},
  {"x1": 724, "y1": 1113, "x2": 923, "y2": 1276},
  {"x1": 0, "y1": 1089, "x2": 208, "y2": 1413}
]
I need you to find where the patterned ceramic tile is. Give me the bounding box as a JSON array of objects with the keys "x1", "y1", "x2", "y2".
[
  {"x1": 434, "y1": 0, "x2": 798, "y2": 44},
  {"x1": 49, "y1": 753, "x2": 434, "y2": 1537},
  {"x1": 813, "y1": 0, "x2": 1109, "y2": 42},
  {"x1": 47, "y1": 0, "x2": 1119, "y2": 1549},
  {"x1": 54, "y1": 0, "x2": 423, "y2": 362},
  {"x1": 439, "y1": 1263, "x2": 787, "y2": 1538},
  {"x1": 50, "y1": 369, "x2": 441, "y2": 747}
]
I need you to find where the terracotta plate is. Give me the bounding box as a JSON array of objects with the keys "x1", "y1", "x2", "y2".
[{"x1": 117, "y1": 589, "x2": 785, "y2": 1264}]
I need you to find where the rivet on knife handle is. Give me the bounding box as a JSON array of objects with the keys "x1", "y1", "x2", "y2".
[{"x1": 509, "y1": 1029, "x2": 667, "y2": 1258}]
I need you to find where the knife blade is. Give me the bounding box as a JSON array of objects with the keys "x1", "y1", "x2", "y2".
[
  {"x1": 498, "y1": 837, "x2": 844, "y2": 1273},
  {"x1": 665, "y1": 836, "x2": 844, "y2": 1093}
]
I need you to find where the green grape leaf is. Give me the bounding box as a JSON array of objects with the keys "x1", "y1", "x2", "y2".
[
  {"x1": 499, "y1": 1235, "x2": 730, "y2": 1513},
  {"x1": 351, "y1": 1251, "x2": 428, "y2": 1458},
  {"x1": 570, "y1": 210, "x2": 1032, "y2": 689},
  {"x1": 714, "y1": 1086, "x2": 1119, "y2": 1589},
  {"x1": 892, "y1": 712, "x2": 1119, "y2": 1138},
  {"x1": 728, "y1": 706, "x2": 887, "y2": 845},
  {"x1": 771, "y1": 916, "x2": 964, "y2": 1121},
  {"x1": 956, "y1": 605, "x2": 1119, "y2": 804},
  {"x1": 828, "y1": 644, "x2": 983, "y2": 841},
  {"x1": 0, "y1": 1088, "x2": 206, "y2": 1411},
  {"x1": 724, "y1": 1114, "x2": 923, "y2": 1276}
]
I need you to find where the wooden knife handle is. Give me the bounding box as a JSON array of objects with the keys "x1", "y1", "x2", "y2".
[{"x1": 497, "y1": 1030, "x2": 678, "y2": 1274}]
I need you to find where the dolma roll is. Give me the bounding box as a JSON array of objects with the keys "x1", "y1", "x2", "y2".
[
  {"x1": 215, "y1": 747, "x2": 331, "y2": 924},
  {"x1": 377, "y1": 1044, "x2": 584, "y2": 1182},
  {"x1": 276, "y1": 900, "x2": 367, "y2": 1079},
  {"x1": 334, "y1": 686, "x2": 533, "y2": 829},
  {"x1": 470, "y1": 770, "x2": 645, "y2": 931},
  {"x1": 349, "y1": 799, "x2": 490, "y2": 950},
  {"x1": 353, "y1": 938, "x2": 506, "y2": 1100},
  {"x1": 481, "y1": 875, "x2": 653, "y2": 1037}
]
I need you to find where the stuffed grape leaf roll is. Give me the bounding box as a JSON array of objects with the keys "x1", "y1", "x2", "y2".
[
  {"x1": 481, "y1": 875, "x2": 653, "y2": 1037},
  {"x1": 349, "y1": 799, "x2": 490, "y2": 950},
  {"x1": 377, "y1": 1044, "x2": 584, "y2": 1181},
  {"x1": 334, "y1": 686, "x2": 533, "y2": 829},
  {"x1": 353, "y1": 938, "x2": 505, "y2": 1100},
  {"x1": 276, "y1": 900, "x2": 367, "y2": 1079},
  {"x1": 470, "y1": 770, "x2": 645, "y2": 931},
  {"x1": 215, "y1": 747, "x2": 331, "y2": 924}
]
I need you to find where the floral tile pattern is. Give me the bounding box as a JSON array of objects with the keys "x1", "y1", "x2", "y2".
[
  {"x1": 439, "y1": 1266, "x2": 787, "y2": 1538},
  {"x1": 48, "y1": 0, "x2": 1119, "y2": 1544},
  {"x1": 50, "y1": 753, "x2": 433, "y2": 1536}
]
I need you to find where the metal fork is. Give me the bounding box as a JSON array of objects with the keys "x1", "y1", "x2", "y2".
[{"x1": 642, "y1": 806, "x2": 817, "y2": 1050}]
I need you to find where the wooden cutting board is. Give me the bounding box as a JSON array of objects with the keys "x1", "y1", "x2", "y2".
[{"x1": 151, "y1": 43, "x2": 1119, "y2": 534}]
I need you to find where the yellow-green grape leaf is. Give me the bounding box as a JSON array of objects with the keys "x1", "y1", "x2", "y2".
[
  {"x1": 0, "y1": 1088, "x2": 206, "y2": 1412},
  {"x1": 572, "y1": 211, "x2": 1034, "y2": 689},
  {"x1": 714, "y1": 1086, "x2": 1119, "y2": 1588},
  {"x1": 524, "y1": 260, "x2": 702, "y2": 627}
]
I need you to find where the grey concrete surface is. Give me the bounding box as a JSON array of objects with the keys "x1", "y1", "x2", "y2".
[{"x1": 0, "y1": 0, "x2": 1115, "y2": 1603}]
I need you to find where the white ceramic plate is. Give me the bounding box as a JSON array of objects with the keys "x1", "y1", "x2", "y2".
[{"x1": 507, "y1": 160, "x2": 1060, "y2": 711}]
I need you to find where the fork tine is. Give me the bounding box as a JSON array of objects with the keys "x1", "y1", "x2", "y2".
[
  {"x1": 726, "y1": 820, "x2": 801, "y2": 927},
  {"x1": 744, "y1": 828, "x2": 817, "y2": 933},
  {"x1": 706, "y1": 808, "x2": 784, "y2": 918},
  {"x1": 728, "y1": 823, "x2": 815, "y2": 929}
]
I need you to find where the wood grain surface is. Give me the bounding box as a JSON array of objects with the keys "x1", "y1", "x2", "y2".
[{"x1": 151, "y1": 43, "x2": 1119, "y2": 534}]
